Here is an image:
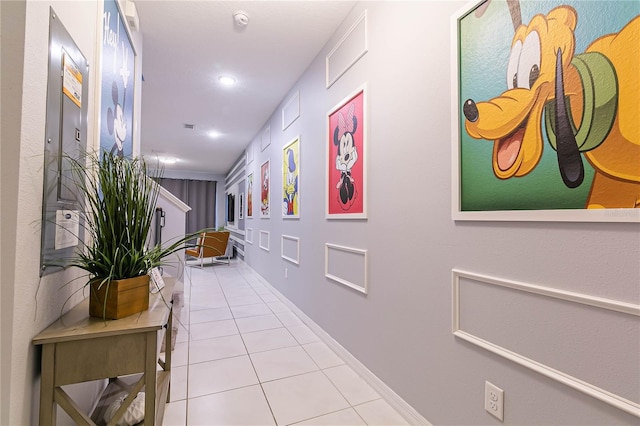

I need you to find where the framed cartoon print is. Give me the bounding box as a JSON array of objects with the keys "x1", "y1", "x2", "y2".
[
  {"x1": 247, "y1": 173, "x2": 254, "y2": 218},
  {"x1": 260, "y1": 160, "x2": 270, "y2": 218},
  {"x1": 326, "y1": 84, "x2": 367, "y2": 219},
  {"x1": 282, "y1": 136, "x2": 300, "y2": 219},
  {"x1": 452, "y1": 0, "x2": 640, "y2": 222},
  {"x1": 100, "y1": 0, "x2": 136, "y2": 157}
]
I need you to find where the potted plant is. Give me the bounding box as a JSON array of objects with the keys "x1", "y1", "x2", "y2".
[{"x1": 67, "y1": 151, "x2": 201, "y2": 319}]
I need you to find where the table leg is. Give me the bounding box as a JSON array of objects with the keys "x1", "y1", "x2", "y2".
[
  {"x1": 165, "y1": 307, "x2": 173, "y2": 402},
  {"x1": 40, "y1": 344, "x2": 56, "y2": 426},
  {"x1": 145, "y1": 331, "x2": 157, "y2": 425}
]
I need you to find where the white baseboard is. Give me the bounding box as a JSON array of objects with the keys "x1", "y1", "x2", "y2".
[{"x1": 256, "y1": 274, "x2": 432, "y2": 425}]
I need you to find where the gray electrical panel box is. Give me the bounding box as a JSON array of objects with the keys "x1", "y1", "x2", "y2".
[{"x1": 40, "y1": 8, "x2": 89, "y2": 276}]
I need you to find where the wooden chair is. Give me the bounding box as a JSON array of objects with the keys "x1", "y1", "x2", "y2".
[{"x1": 185, "y1": 231, "x2": 231, "y2": 267}]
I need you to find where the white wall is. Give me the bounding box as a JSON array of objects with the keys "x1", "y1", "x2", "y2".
[
  {"x1": 0, "y1": 1, "x2": 25, "y2": 423},
  {"x1": 0, "y1": 0, "x2": 147, "y2": 423},
  {"x1": 242, "y1": 1, "x2": 640, "y2": 424},
  {"x1": 2, "y1": 1, "x2": 102, "y2": 423},
  {"x1": 155, "y1": 187, "x2": 190, "y2": 278}
]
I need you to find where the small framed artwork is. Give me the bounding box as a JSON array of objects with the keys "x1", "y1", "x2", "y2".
[
  {"x1": 327, "y1": 84, "x2": 367, "y2": 219},
  {"x1": 226, "y1": 193, "x2": 235, "y2": 223},
  {"x1": 452, "y1": 0, "x2": 640, "y2": 222},
  {"x1": 282, "y1": 136, "x2": 300, "y2": 219},
  {"x1": 239, "y1": 192, "x2": 244, "y2": 220},
  {"x1": 247, "y1": 173, "x2": 254, "y2": 218},
  {"x1": 260, "y1": 160, "x2": 270, "y2": 218}
]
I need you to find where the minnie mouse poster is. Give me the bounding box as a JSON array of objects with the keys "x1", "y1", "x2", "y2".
[{"x1": 327, "y1": 87, "x2": 366, "y2": 218}]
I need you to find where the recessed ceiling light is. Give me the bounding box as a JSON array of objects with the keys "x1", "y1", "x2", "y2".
[
  {"x1": 160, "y1": 157, "x2": 177, "y2": 164},
  {"x1": 208, "y1": 130, "x2": 222, "y2": 138},
  {"x1": 218, "y1": 75, "x2": 237, "y2": 86}
]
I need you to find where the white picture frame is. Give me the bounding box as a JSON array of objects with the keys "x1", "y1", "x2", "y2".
[
  {"x1": 282, "y1": 136, "x2": 300, "y2": 219},
  {"x1": 451, "y1": 0, "x2": 640, "y2": 223},
  {"x1": 326, "y1": 84, "x2": 368, "y2": 220},
  {"x1": 260, "y1": 160, "x2": 270, "y2": 218}
]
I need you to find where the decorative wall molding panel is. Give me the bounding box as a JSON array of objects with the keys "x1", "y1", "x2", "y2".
[
  {"x1": 246, "y1": 142, "x2": 254, "y2": 164},
  {"x1": 326, "y1": 10, "x2": 368, "y2": 88},
  {"x1": 261, "y1": 126, "x2": 271, "y2": 151},
  {"x1": 246, "y1": 228, "x2": 253, "y2": 244},
  {"x1": 259, "y1": 230, "x2": 270, "y2": 251},
  {"x1": 325, "y1": 243, "x2": 368, "y2": 294},
  {"x1": 282, "y1": 91, "x2": 300, "y2": 131},
  {"x1": 452, "y1": 269, "x2": 640, "y2": 417},
  {"x1": 281, "y1": 235, "x2": 300, "y2": 265}
]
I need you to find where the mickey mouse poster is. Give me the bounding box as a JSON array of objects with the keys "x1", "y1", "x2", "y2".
[
  {"x1": 100, "y1": 0, "x2": 135, "y2": 157},
  {"x1": 327, "y1": 86, "x2": 367, "y2": 219}
]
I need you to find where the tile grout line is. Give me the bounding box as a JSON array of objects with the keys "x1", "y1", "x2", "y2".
[
  {"x1": 228, "y1": 265, "x2": 280, "y2": 425},
  {"x1": 176, "y1": 262, "x2": 386, "y2": 425}
]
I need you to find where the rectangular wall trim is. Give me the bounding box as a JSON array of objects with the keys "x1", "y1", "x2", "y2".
[
  {"x1": 246, "y1": 227, "x2": 253, "y2": 244},
  {"x1": 325, "y1": 9, "x2": 368, "y2": 88},
  {"x1": 452, "y1": 269, "x2": 640, "y2": 418},
  {"x1": 261, "y1": 126, "x2": 271, "y2": 151},
  {"x1": 281, "y1": 235, "x2": 300, "y2": 265},
  {"x1": 259, "y1": 230, "x2": 270, "y2": 251},
  {"x1": 246, "y1": 142, "x2": 254, "y2": 164},
  {"x1": 325, "y1": 243, "x2": 368, "y2": 294},
  {"x1": 282, "y1": 91, "x2": 300, "y2": 130}
]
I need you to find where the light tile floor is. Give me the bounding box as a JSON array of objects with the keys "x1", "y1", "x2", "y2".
[{"x1": 162, "y1": 260, "x2": 409, "y2": 425}]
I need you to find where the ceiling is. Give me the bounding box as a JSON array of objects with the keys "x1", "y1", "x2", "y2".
[{"x1": 135, "y1": 0, "x2": 357, "y2": 176}]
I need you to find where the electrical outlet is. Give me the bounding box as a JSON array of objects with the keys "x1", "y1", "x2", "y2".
[{"x1": 485, "y1": 381, "x2": 504, "y2": 421}]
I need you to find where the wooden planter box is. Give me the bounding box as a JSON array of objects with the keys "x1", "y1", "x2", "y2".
[{"x1": 89, "y1": 275, "x2": 150, "y2": 319}]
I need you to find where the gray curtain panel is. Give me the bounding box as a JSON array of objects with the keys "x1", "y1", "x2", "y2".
[{"x1": 158, "y1": 178, "x2": 216, "y2": 235}]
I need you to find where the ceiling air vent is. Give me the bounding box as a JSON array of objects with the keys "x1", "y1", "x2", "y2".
[{"x1": 183, "y1": 123, "x2": 196, "y2": 130}]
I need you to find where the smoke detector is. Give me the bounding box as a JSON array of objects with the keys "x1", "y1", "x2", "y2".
[{"x1": 233, "y1": 11, "x2": 249, "y2": 28}]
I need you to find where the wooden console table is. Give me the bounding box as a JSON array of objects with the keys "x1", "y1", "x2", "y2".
[{"x1": 33, "y1": 279, "x2": 175, "y2": 425}]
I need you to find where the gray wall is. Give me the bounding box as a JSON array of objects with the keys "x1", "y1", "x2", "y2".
[{"x1": 240, "y1": 1, "x2": 640, "y2": 424}]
